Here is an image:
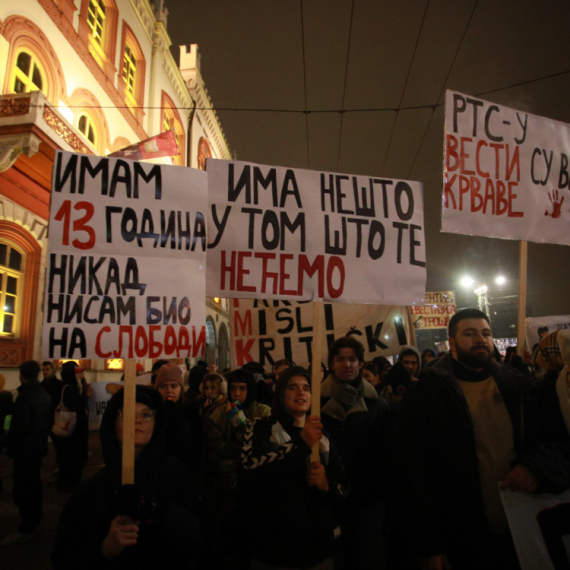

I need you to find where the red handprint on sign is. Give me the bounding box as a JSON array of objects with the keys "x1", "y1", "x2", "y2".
[{"x1": 544, "y1": 189, "x2": 565, "y2": 219}]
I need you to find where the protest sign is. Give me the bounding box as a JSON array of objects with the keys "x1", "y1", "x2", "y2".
[
  {"x1": 501, "y1": 487, "x2": 570, "y2": 570},
  {"x1": 230, "y1": 299, "x2": 411, "y2": 370},
  {"x1": 42, "y1": 151, "x2": 208, "y2": 360},
  {"x1": 442, "y1": 90, "x2": 570, "y2": 245},
  {"x1": 526, "y1": 315, "x2": 570, "y2": 349},
  {"x1": 410, "y1": 291, "x2": 456, "y2": 329},
  {"x1": 206, "y1": 159, "x2": 426, "y2": 305}
]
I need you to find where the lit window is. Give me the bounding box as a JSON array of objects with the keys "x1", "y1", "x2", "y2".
[
  {"x1": 87, "y1": 0, "x2": 106, "y2": 46},
  {"x1": 123, "y1": 44, "x2": 137, "y2": 98},
  {"x1": 0, "y1": 242, "x2": 24, "y2": 336},
  {"x1": 78, "y1": 113, "x2": 97, "y2": 145},
  {"x1": 12, "y1": 50, "x2": 44, "y2": 94}
]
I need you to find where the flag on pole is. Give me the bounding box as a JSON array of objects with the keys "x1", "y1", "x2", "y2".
[{"x1": 109, "y1": 130, "x2": 179, "y2": 160}]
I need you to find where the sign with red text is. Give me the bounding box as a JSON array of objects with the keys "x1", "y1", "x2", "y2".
[
  {"x1": 411, "y1": 290, "x2": 456, "y2": 330},
  {"x1": 42, "y1": 151, "x2": 207, "y2": 360},
  {"x1": 443, "y1": 90, "x2": 570, "y2": 245},
  {"x1": 230, "y1": 299, "x2": 412, "y2": 370},
  {"x1": 206, "y1": 159, "x2": 426, "y2": 305}
]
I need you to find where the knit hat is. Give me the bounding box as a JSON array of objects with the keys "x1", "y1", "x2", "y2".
[{"x1": 154, "y1": 363, "x2": 183, "y2": 388}]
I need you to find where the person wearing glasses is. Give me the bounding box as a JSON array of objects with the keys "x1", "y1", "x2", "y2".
[{"x1": 52, "y1": 385, "x2": 204, "y2": 569}]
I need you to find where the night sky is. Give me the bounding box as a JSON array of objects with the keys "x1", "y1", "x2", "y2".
[{"x1": 163, "y1": 0, "x2": 570, "y2": 319}]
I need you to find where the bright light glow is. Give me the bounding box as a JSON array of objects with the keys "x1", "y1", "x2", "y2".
[
  {"x1": 474, "y1": 285, "x2": 488, "y2": 295},
  {"x1": 495, "y1": 275, "x2": 506, "y2": 285},
  {"x1": 460, "y1": 276, "x2": 474, "y2": 288}
]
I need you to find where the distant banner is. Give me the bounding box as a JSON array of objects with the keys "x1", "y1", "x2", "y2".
[
  {"x1": 442, "y1": 90, "x2": 570, "y2": 245},
  {"x1": 42, "y1": 151, "x2": 207, "y2": 360},
  {"x1": 206, "y1": 159, "x2": 426, "y2": 305},
  {"x1": 501, "y1": 487, "x2": 570, "y2": 570},
  {"x1": 526, "y1": 315, "x2": 570, "y2": 349},
  {"x1": 88, "y1": 377, "x2": 151, "y2": 430},
  {"x1": 230, "y1": 299, "x2": 412, "y2": 370},
  {"x1": 410, "y1": 290, "x2": 456, "y2": 330}
]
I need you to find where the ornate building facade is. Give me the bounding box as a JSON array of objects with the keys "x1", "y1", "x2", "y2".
[{"x1": 0, "y1": 0, "x2": 231, "y2": 388}]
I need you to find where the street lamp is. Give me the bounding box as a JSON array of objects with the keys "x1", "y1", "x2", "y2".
[{"x1": 473, "y1": 285, "x2": 490, "y2": 318}]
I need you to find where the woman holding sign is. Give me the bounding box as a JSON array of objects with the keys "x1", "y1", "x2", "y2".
[
  {"x1": 241, "y1": 367, "x2": 347, "y2": 570},
  {"x1": 52, "y1": 385, "x2": 204, "y2": 569}
]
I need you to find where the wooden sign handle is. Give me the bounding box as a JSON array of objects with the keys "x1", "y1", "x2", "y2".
[
  {"x1": 121, "y1": 360, "x2": 136, "y2": 484},
  {"x1": 516, "y1": 240, "x2": 528, "y2": 357},
  {"x1": 310, "y1": 301, "x2": 324, "y2": 462}
]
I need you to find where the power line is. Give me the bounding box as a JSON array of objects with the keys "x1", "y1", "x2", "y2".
[
  {"x1": 20, "y1": 68, "x2": 569, "y2": 115},
  {"x1": 380, "y1": 0, "x2": 431, "y2": 176},
  {"x1": 336, "y1": 0, "x2": 355, "y2": 172},
  {"x1": 299, "y1": 0, "x2": 310, "y2": 168},
  {"x1": 407, "y1": 0, "x2": 479, "y2": 179}
]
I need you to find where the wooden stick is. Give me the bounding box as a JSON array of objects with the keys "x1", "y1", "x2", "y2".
[
  {"x1": 516, "y1": 241, "x2": 528, "y2": 357},
  {"x1": 121, "y1": 359, "x2": 136, "y2": 485},
  {"x1": 311, "y1": 301, "x2": 325, "y2": 462}
]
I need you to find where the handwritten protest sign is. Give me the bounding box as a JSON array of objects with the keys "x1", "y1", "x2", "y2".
[
  {"x1": 206, "y1": 159, "x2": 426, "y2": 305},
  {"x1": 230, "y1": 299, "x2": 411, "y2": 369},
  {"x1": 42, "y1": 151, "x2": 207, "y2": 360},
  {"x1": 443, "y1": 90, "x2": 570, "y2": 245},
  {"x1": 410, "y1": 291, "x2": 456, "y2": 330}
]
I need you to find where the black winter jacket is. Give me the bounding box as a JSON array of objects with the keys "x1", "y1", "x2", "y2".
[
  {"x1": 241, "y1": 412, "x2": 347, "y2": 567},
  {"x1": 392, "y1": 353, "x2": 570, "y2": 569},
  {"x1": 7, "y1": 379, "x2": 52, "y2": 460}
]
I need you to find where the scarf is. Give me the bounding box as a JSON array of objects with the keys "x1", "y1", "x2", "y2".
[
  {"x1": 321, "y1": 374, "x2": 377, "y2": 421},
  {"x1": 556, "y1": 366, "x2": 570, "y2": 439},
  {"x1": 537, "y1": 330, "x2": 562, "y2": 372}
]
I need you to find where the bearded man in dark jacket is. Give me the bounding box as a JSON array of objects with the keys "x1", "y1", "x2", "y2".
[{"x1": 392, "y1": 309, "x2": 570, "y2": 570}]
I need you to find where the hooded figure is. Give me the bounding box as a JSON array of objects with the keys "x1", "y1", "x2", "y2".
[
  {"x1": 53, "y1": 361, "x2": 88, "y2": 492},
  {"x1": 203, "y1": 367, "x2": 271, "y2": 567},
  {"x1": 52, "y1": 386, "x2": 204, "y2": 569}
]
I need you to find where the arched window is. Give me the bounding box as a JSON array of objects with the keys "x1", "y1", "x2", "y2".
[
  {"x1": 0, "y1": 221, "x2": 42, "y2": 367},
  {"x1": 87, "y1": 0, "x2": 107, "y2": 46},
  {"x1": 119, "y1": 23, "x2": 146, "y2": 123},
  {"x1": 69, "y1": 88, "x2": 110, "y2": 155},
  {"x1": 78, "y1": 113, "x2": 97, "y2": 146},
  {"x1": 3, "y1": 16, "x2": 66, "y2": 104},
  {"x1": 161, "y1": 91, "x2": 185, "y2": 165},
  {"x1": 0, "y1": 242, "x2": 24, "y2": 336},
  {"x1": 12, "y1": 50, "x2": 44, "y2": 94},
  {"x1": 205, "y1": 316, "x2": 216, "y2": 366},
  {"x1": 197, "y1": 137, "x2": 212, "y2": 171},
  {"x1": 78, "y1": 0, "x2": 119, "y2": 81},
  {"x1": 218, "y1": 323, "x2": 230, "y2": 371}
]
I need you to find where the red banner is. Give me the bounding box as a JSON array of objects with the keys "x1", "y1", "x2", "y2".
[{"x1": 109, "y1": 130, "x2": 178, "y2": 161}]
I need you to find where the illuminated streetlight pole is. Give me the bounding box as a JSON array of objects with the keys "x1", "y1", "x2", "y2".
[{"x1": 474, "y1": 285, "x2": 490, "y2": 319}]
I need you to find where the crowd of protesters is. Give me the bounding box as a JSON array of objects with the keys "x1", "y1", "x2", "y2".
[{"x1": 0, "y1": 308, "x2": 569, "y2": 569}]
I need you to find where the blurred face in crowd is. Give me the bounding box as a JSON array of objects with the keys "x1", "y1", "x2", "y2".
[
  {"x1": 274, "y1": 363, "x2": 290, "y2": 382},
  {"x1": 230, "y1": 382, "x2": 247, "y2": 404},
  {"x1": 157, "y1": 381, "x2": 181, "y2": 403},
  {"x1": 450, "y1": 318, "x2": 494, "y2": 369},
  {"x1": 204, "y1": 380, "x2": 219, "y2": 400},
  {"x1": 116, "y1": 403, "x2": 156, "y2": 454},
  {"x1": 283, "y1": 375, "x2": 311, "y2": 417},
  {"x1": 331, "y1": 348, "x2": 362, "y2": 382},
  {"x1": 42, "y1": 363, "x2": 53, "y2": 378},
  {"x1": 362, "y1": 368, "x2": 380, "y2": 386},
  {"x1": 401, "y1": 355, "x2": 419, "y2": 377}
]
